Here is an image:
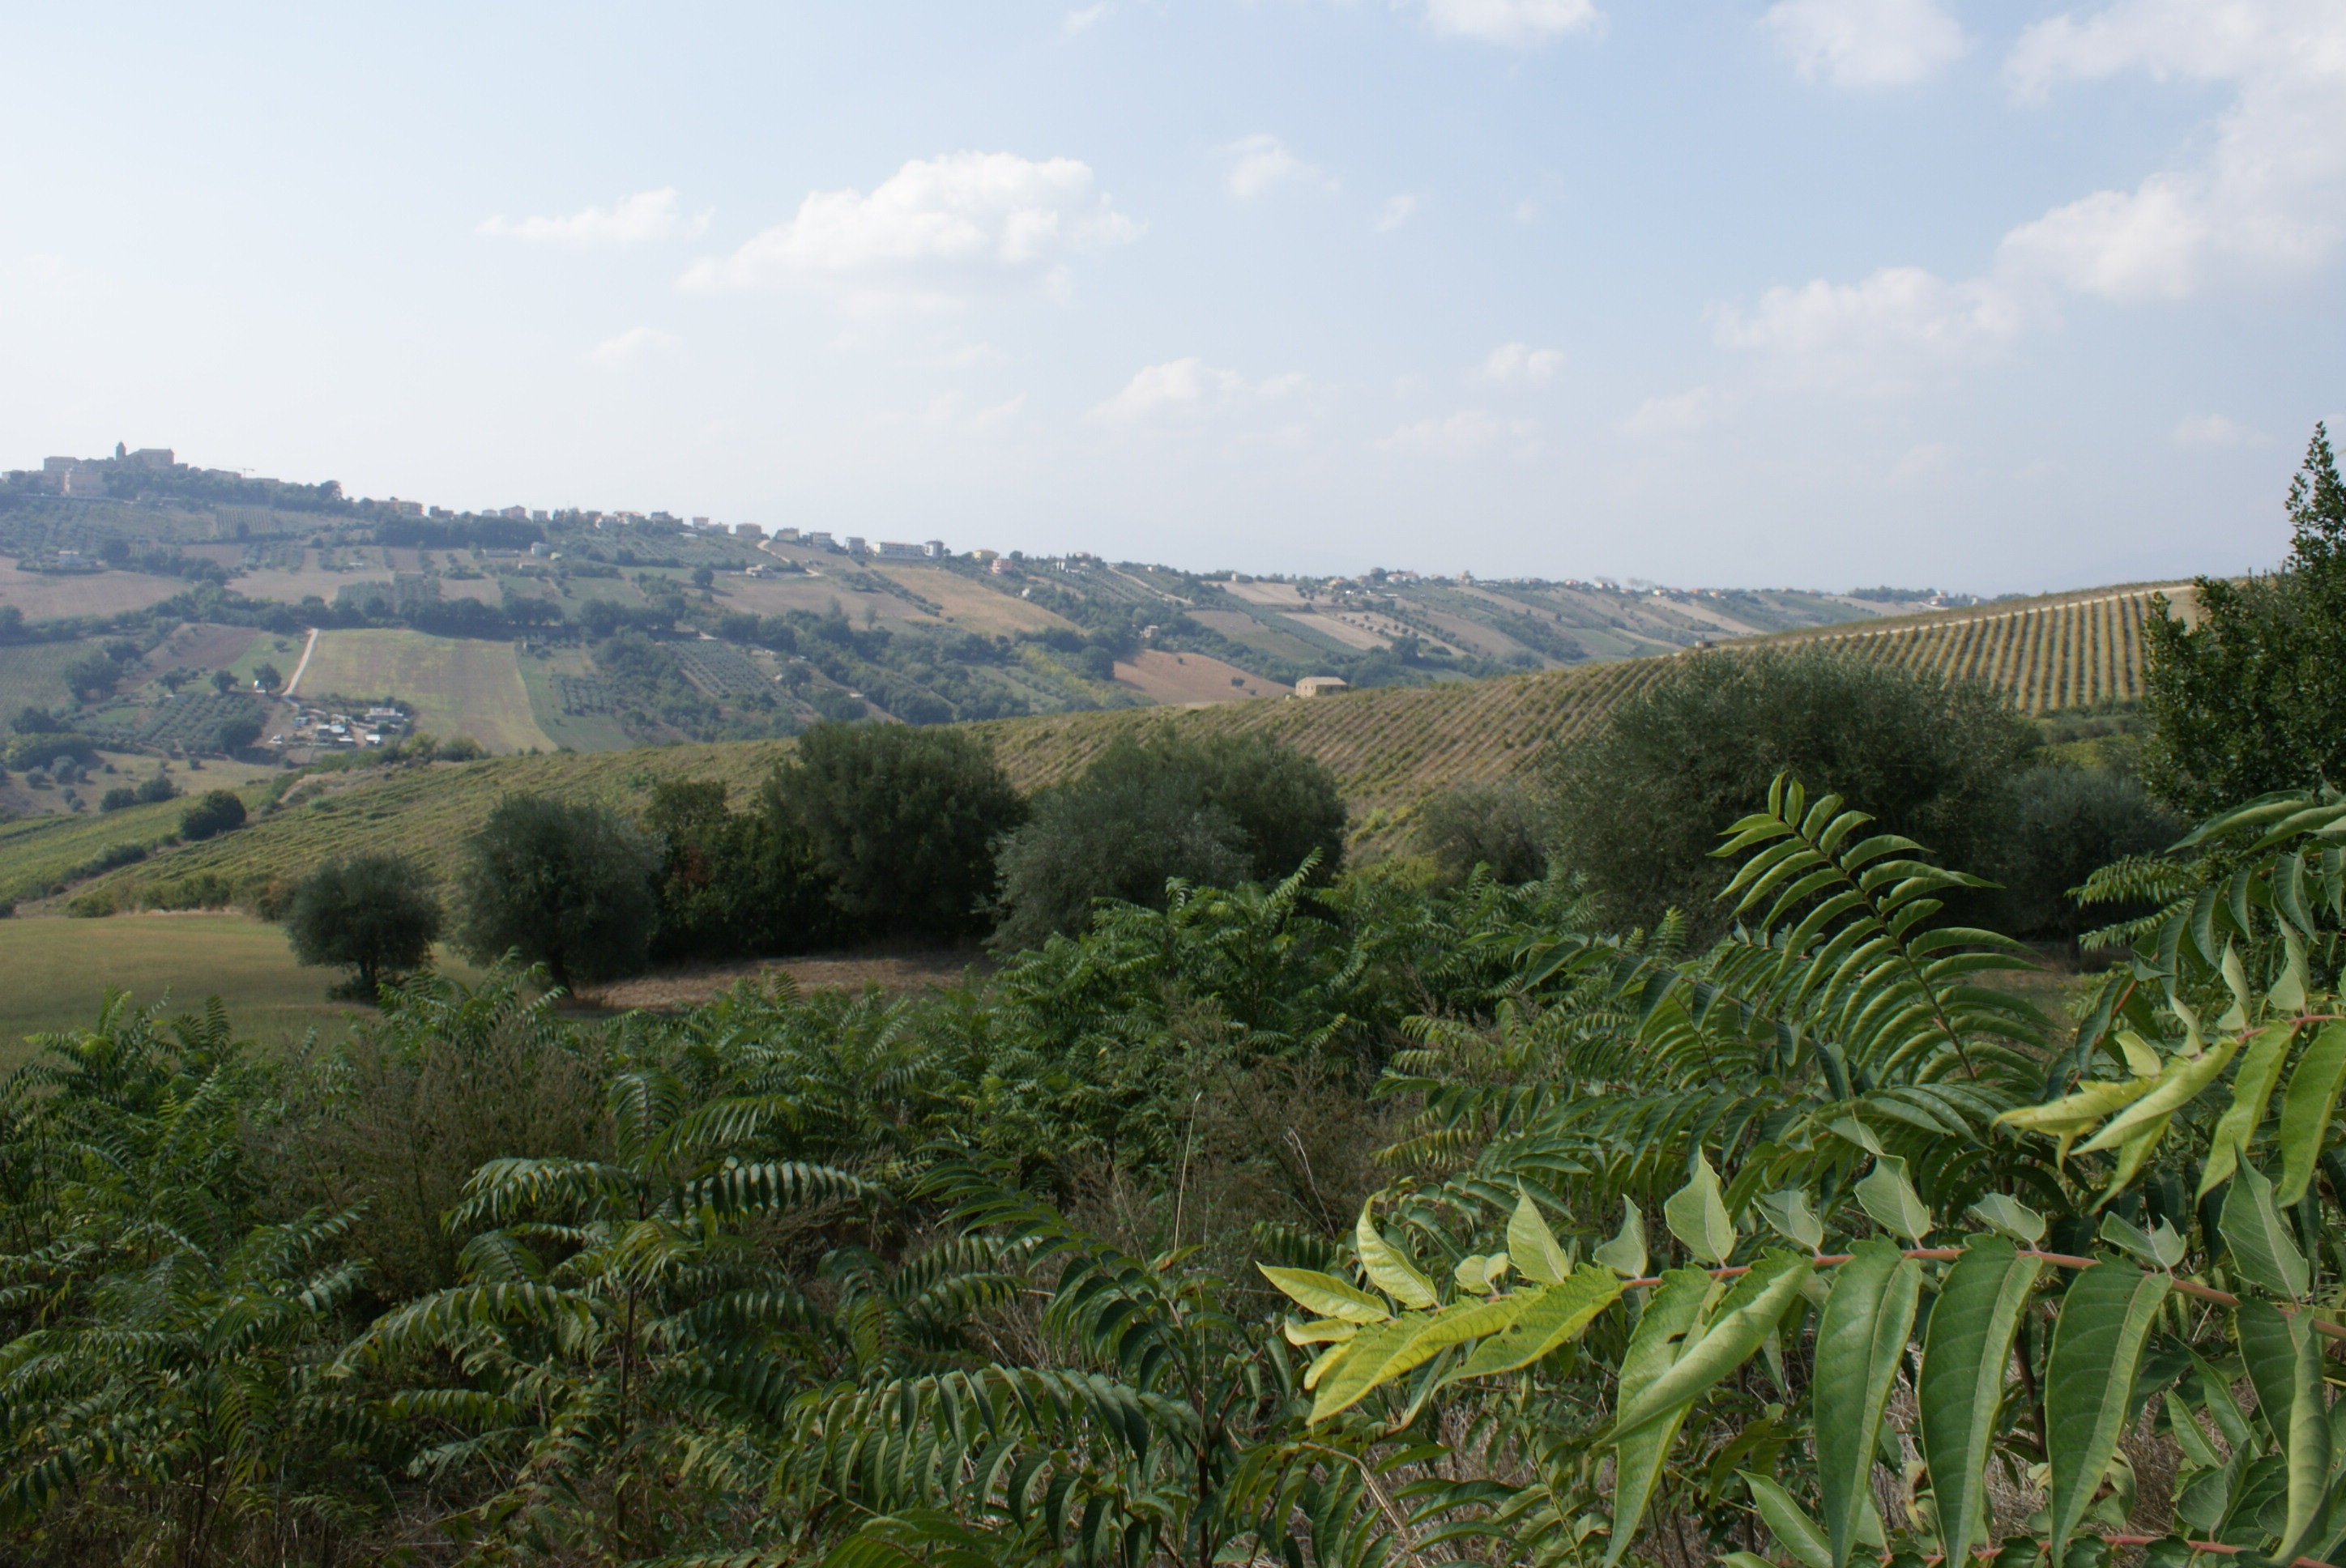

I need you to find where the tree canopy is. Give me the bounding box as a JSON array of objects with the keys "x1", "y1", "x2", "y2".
[
  {"x1": 454, "y1": 794, "x2": 659, "y2": 988},
  {"x1": 1545, "y1": 645, "x2": 2037, "y2": 934},
  {"x1": 2143, "y1": 423, "x2": 2346, "y2": 813},
  {"x1": 772, "y1": 721, "x2": 1026, "y2": 940},
  {"x1": 284, "y1": 853, "x2": 445, "y2": 995}
]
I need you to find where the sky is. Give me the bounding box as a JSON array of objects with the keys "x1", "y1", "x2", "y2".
[{"x1": 2, "y1": 2, "x2": 2340, "y2": 593}]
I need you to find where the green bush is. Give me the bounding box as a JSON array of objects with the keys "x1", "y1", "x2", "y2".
[
  {"x1": 772, "y1": 721, "x2": 1025, "y2": 940},
  {"x1": 1988, "y1": 764, "x2": 2183, "y2": 937},
  {"x1": 286, "y1": 854, "x2": 445, "y2": 995},
  {"x1": 642, "y1": 778, "x2": 837, "y2": 961},
  {"x1": 1411, "y1": 780, "x2": 1551, "y2": 887},
  {"x1": 98, "y1": 786, "x2": 137, "y2": 812},
  {"x1": 1545, "y1": 646, "x2": 2036, "y2": 934},
  {"x1": 988, "y1": 731, "x2": 1345, "y2": 948},
  {"x1": 134, "y1": 771, "x2": 177, "y2": 804},
  {"x1": 454, "y1": 795, "x2": 659, "y2": 989},
  {"x1": 4, "y1": 732, "x2": 98, "y2": 770},
  {"x1": 178, "y1": 790, "x2": 248, "y2": 842}
]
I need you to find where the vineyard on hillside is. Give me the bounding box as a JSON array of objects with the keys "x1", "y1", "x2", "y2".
[
  {"x1": 29, "y1": 580, "x2": 2198, "y2": 907},
  {"x1": 1765, "y1": 582, "x2": 2195, "y2": 714}
]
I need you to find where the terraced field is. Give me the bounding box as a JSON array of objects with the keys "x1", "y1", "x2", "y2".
[
  {"x1": 15, "y1": 579, "x2": 2195, "y2": 910},
  {"x1": 1764, "y1": 582, "x2": 2195, "y2": 714}
]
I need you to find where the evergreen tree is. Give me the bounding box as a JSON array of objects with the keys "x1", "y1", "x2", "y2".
[{"x1": 2143, "y1": 424, "x2": 2346, "y2": 813}]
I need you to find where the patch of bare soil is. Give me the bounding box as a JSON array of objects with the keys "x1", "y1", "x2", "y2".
[{"x1": 577, "y1": 947, "x2": 993, "y2": 1012}]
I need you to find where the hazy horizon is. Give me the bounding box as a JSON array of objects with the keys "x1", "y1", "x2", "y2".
[{"x1": 5, "y1": 2, "x2": 2339, "y2": 594}]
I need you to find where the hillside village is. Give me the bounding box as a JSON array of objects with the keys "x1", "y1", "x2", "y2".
[{"x1": 0, "y1": 443, "x2": 1996, "y2": 803}]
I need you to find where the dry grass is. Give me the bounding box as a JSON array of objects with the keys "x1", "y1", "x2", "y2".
[
  {"x1": 0, "y1": 563, "x2": 188, "y2": 620},
  {"x1": 866, "y1": 564, "x2": 1081, "y2": 637},
  {"x1": 1111, "y1": 649, "x2": 1290, "y2": 703},
  {"x1": 295, "y1": 630, "x2": 554, "y2": 753}
]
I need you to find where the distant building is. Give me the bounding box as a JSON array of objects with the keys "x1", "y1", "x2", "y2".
[
  {"x1": 528, "y1": 541, "x2": 549, "y2": 556},
  {"x1": 924, "y1": 539, "x2": 945, "y2": 558},
  {"x1": 497, "y1": 505, "x2": 528, "y2": 520},
  {"x1": 127, "y1": 448, "x2": 174, "y2": 469},
  {"x1": 842, "y1": 536, "x2": 867, "y2": 554},
  {"x1": 531, "y1": 509, "x2": 549, "y2": 522},
  {"x1": 734, "y1": 522, "x2": 765, "y2": 539},
  {"x1": 989, "y1": 556, "x2": 1016, "y2": 575},
  {"x1": 805, "y1": 531, "x2": 834, "y2": 548},
  {"x1": 429, "y1": 506, "x2": 454, "y2": 518},
  {"x1": 386, "y1": 498, "x2": 424, "y2": 516},
  {"x1": 1294, "y1": 676, "x2": 1349, "y2": 698},
  {"x1": 875, "y1": 540, "x2": 927, "y2": 560},
  {"x1": 772, "y1": 527, "x2": 801, "y2": 543}
]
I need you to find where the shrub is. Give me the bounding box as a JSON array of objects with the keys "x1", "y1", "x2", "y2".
[
  {"x1": 178, "y1": 790, "x2": 248, "y2": 842},
  {"x1": 988, "y1": 731, "x2": 1346, "y2": 948},
  {"x1": 642, "y1": 779, "x2": 837, "y2": 961},
  {"x1": 99, "y1": 786, "x2": 137, "y2": 812},
  {"x1": 436, "y1": 735, "x2": 484, "y2": 761},
  {"x1": 1987, "y1": 765, "x2": 2184, "y2": 938},
  {"x1": 4, "y1": 732, "x2": 98, "y2": 769},
  {"x1": 134, "y1": 772, "x2": 177, "y2": 804},
  {"x1": 286, "y1": 854, "x2": 445, "y2": 996},
  {"x1": 772, "y1": 722, "x2": 1026, "y2": 940},
  {"x1": 1412, "y1": 781, "x2": 1551, "y2": 887},
  {"x1": 11, "y1": 706, "x2": 59, "y2": 735},
  {"x1": 454, "y1": 795, "x2": 659, "y2": 989},
  {"x1": 1545, "y1": 646, "x2": 2036, "y2": 935}
]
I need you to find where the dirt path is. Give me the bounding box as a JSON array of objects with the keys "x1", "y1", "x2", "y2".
[
  {"x1": 578, "y1": 948, "x2": 992, "y2": 1012},
  {"x1": 282, "y1": 626, "x2": 321, "y2": 697}
]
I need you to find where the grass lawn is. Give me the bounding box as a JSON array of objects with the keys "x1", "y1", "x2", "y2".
[{"x1": 0, "y1": 913, "x2": 485, "y2": 1071}]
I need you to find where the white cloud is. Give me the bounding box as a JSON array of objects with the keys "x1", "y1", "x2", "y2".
[
  {"x1": 679, "y1": 152, "x2": 1141, "y2": 294},
  {"x1": 1762, "y1": 0, "x2": 1967, "y2": 89},
  {"x1": 1416, "y1": 0, "x2": 1603, "y2": 48},
  {"x1": 1375, "y1": 194, "x2": 1420, "y2": 232},
  {"x1": 1478, "y1": 342, "x2": 1563, "y2": 386},
  {"x1": 1997, "y1": 0, "x2": 2346, "y2": 301},
  {"x1": 1064, "y1": 4, "x2": 1107, "y2": 32},
  {"x1": 927, "y1": 391, "x2": 1027, "y2": 430},
  {"x1": 2172, "y1": 412, "x2": 2272, "y2": 448},
  {"x1": 587, "y1": 326, "x2": 677, "y2": 367},
  {"x1": 480, "y1": 189, "x2": 693, "y2": 247},
  {"x1": 1086, "y1": 358, "x2": 1302, "y2": 423},
  {"x1": 1222, "y1": 135, "x2": 1330, "y2": 200},
  {"x1": 1889, "y1": 441, "x2": 1955, "y2": 483},
  {"x1": 1383, "y1": 409, "x2": 1535, "y2": 456},
  {"x1": 1622, "y1": 386, "x2": 1719, "y2": 437},
  {"x1": 1713, "y1": 266, "x2": 2022, "y2": 389}
]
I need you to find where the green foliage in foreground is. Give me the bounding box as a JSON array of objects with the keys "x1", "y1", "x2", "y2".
[{"x1": 4, "y1": 773, "x2": 2346, "y2": 1566}]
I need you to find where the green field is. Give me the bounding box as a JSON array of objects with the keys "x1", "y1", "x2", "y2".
[
  {"x1": 296, "y1": 629, "x2": 555, "y2": 753},
  {"x1": 0, "y1": 914, "x2": 381, "y2": 1068},
  {"x1": 516, "y1": 644, "x2": 635, "y2": 751},
  {"x1": 0, "y1": 638, "x2": 101, "y2": 716}
]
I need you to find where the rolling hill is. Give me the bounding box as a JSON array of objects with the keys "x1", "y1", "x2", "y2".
[{"x1": 14, "y1": 579, "x2": 2194, "y2": 915}]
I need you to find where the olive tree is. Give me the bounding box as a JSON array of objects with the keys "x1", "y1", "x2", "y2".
[{"x1": 285, "y1": 853, "x2": 444, "y2": 996}]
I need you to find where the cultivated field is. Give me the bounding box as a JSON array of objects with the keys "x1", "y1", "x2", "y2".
[
  {"x1": 0, "y1": 639, "x2": 101, "y2": 716},
  {"x1": 1112, "y1": 650, "x2": 1292, "y2": 704},
  {"x1": 1766, "y1": 582, "x2": 2196, "y2": 714},
  {"x1": 517, "y1": 644, "x2": 636, "y2": 752},
  {"x1": 0, "y1": 563, "x2": 187, "y2": 620},
  {"x1": 0, "y1": 914, "x2": 488, "y2": 1070},
  {"x1": 710, "y1": 572, "x2": 933, "y2": 626},
  {"x1": 866, "y1": 565, "x2": 1080, "y2": 637},
  {"x1": 295, "y1": 629, "x2": 554, "y2": 752}
]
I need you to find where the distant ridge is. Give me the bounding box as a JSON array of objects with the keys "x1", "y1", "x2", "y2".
[{"x1": 16, "y1": 579, "x2": 2195, "y2": 911}]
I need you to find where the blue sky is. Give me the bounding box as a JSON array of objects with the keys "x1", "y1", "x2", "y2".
[{"x1": 3, "y1": 2, "x2": 2339, "y2": 591}]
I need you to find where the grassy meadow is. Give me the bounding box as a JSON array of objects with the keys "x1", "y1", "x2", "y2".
[
  {"x1": 296, "y1": 628, "x2": 555, "y2": 752},
  {"x1": 0, "y1": 913, "x2": 387, "y2": 1068}
]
